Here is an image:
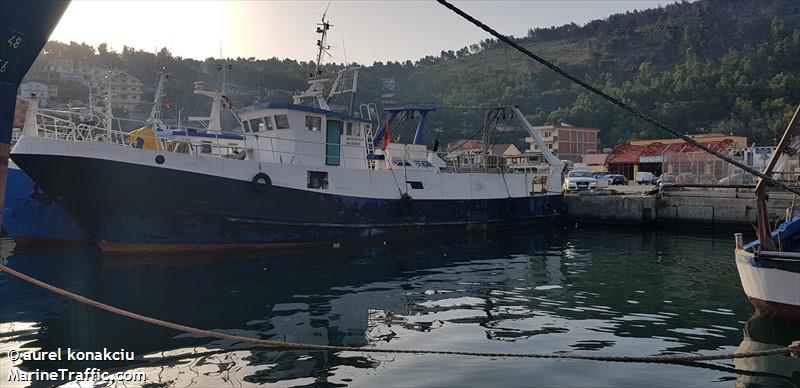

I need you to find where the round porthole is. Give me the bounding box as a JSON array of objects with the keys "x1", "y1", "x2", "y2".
[{"x1": 155, "y1": 155, "x2": 165, "y2": 165}]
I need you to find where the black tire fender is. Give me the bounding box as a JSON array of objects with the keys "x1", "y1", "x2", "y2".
[
  {"x1": 251, "y1": 173, "x2": 272, "y2": 193},
  {"x1": 399, "y1": 193, "x2": 414, "y2": 215}
]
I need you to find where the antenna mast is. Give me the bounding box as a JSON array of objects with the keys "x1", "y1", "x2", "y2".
[{"x1": 314, "y1": 14, "x2": 332, "y2": 78}]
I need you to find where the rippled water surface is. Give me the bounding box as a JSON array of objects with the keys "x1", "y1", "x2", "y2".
[{"x1": 1, "y1": 227, "x2": 799, "y2": 387}]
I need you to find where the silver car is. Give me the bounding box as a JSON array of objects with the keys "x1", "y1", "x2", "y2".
[{"x1": 563, "y1": 170, "x2": 598, "y2": 192}]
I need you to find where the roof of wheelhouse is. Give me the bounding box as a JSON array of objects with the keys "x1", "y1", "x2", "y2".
[{"x1": 237, "y1": 102, "x2": 372, "y2": 124}]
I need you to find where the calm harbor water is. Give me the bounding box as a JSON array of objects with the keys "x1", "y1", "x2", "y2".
[{"x1": 1, "y1": 226, "x2": 799, "y2": 387}]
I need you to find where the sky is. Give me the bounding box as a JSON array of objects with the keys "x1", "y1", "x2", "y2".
[{"x1": 51, "y1": 1, "x2": 674, "y2": 65}]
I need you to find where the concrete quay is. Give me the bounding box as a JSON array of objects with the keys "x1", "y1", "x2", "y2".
[{"x1": 563, "y1": 187, "x2": 796, "y2": 226}]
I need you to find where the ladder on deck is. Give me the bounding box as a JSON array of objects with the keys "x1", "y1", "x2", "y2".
[{"x1": 359, "y1": 103, "x2": 380, "y2": 170}]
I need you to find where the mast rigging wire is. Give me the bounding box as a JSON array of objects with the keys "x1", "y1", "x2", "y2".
[{"x1": 435, "y1": 0, "x2": 800, "y2": 197}]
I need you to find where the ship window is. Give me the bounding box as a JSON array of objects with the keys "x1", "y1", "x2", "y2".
[
  {"x1": 307, "y1": 171, "x2": 328, "y2": 189},
  {"x1": 242, "y1": 121, "x2": 251, "y2": 132},
  {"x1": 275, "y1": 114, "x2": 290, "y2": 129},
  {"x1": 354, "y1": 124, "x2": 362, "y2": 137},
  {"x1": 407, "y1": 181, "x2": 424, "y2": 189},
  {"x1": 263, "y1": 116, "x2": 274, "y2": 131},
  {"x1": 200, "y1": 141, "x2": 212, "y2": 154},
  {"x1": 305, "y1": 115, "x2": 321, "y2": 131},
  {"x1": 249, "y1": 118, "x2": 264, "y2": 132},
  {"x1": 345, "y1": 122, "x2": 354, "y2": 136}
]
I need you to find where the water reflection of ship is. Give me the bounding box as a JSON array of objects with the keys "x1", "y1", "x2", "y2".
[
  {"x1": 735, "y1": 312, "x2": 800, "y2": 387},
  {"x1": 1, "y1": 234, "x2": 558, "y2": 386},
  {"x1": 2, "y1": 229, "x2": 756, "y2": 386}
]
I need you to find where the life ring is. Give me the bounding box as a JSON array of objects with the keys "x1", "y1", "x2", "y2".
[
  {"x1": 399, "y1": 193, "x2": 414, "y2": 215},
  {"x1": 251, "y1": 173, "x2": 272, "y2": 193}
]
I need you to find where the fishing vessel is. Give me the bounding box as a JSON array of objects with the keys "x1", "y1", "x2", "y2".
[
  {"x1": 10, "y1": 18, "x2": 564, "y2": 255},
  {"x1": 734, "y1": 106, "x2": 800, "y2": 323},
  {"x1": 3, "y1": 70, "x2": 242, "y2": 244}
]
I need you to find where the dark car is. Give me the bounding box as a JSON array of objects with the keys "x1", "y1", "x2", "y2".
[{"x1": 607, "y1": 174, "x2": 628, "y2": 185}]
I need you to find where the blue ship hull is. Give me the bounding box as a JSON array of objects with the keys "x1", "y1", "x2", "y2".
[
  {"x1": 2, "y1": 162, "x2": 89, "y2": 243},
  {"x1": 12, "y1": 153, "x2": 563, "y2": 254}
]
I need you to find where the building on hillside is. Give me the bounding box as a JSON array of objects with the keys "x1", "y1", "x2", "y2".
[
  {"x1": 526, "y1": 122, "x2": 600, "y2": 162},
  {"x1": 605, "y1": 136, "x2": 742, "y2": 180},
  {"x1": 47, "y1": 59, "x2": 93, "y2": 84},
  {"x1": 381, "y1": 78, "x2": 397, "y2": 107},
  {"x1": 446, "y1": 139, "x2": 482, "y2": 155},
  {"x1": 19, "y1": 82, "x2": 55, "y2": 107},
  {"x1": 445, "y1": 140, "x2": 534, "y2": 165},
  {"x1": 490, "y1": 143, "x2": 530, "y2": 165},
  {"x1": 91, "y1": 71, "x2": 144, "y2": 111},
  {"x1": 580, "y1": 153, "x2": 609, "y2": 173}
]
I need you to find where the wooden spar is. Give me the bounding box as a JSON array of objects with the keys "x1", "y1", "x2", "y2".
[
  {"x1": 754, "y1": 104, "x2": 800, "y2": 251},
  {"x1": 0, "y1": 2, "x2": 70, "y2": 228}
]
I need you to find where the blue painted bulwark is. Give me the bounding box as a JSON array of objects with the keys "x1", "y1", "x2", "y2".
[{"x1": 744, "y1": 214, "x2": 800, "y2": 253}]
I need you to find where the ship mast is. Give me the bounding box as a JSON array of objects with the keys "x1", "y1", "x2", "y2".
[
  {"x1": 293, "y1": 13, "x2": 333, "y2": 110},
  {"x1": 314, "y1": 16, "x2": 331, "y2": 79},
  {"x1": 187, "y1": 61, "x2": 231, "y2": 133},
  {"x1": 148, "y1": 66, "x2": 169, "y2": 128}
]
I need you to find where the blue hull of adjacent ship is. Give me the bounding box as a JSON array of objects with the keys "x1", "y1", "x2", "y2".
[{"x1": 2, "y1": 162, "x2": 89, "y2": 243}]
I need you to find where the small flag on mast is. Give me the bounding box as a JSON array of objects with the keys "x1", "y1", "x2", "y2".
[{"x1": 382, "y1": 119, "x2": 392, "y2": 150}]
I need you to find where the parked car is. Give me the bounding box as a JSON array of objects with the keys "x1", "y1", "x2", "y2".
[
  {"x1": 697, "y1": 174, "x2": 717, "y2": 184},
  {"x1": 636, "y1": 171, "x2": 657, "y2": 185},
  {"x1": 592, "y1": 172, "x2": 609, "y2": 188},
  {"x1": 607, "y1": 174, "x2": 628, "y2": 185},
  {"x1": 719, "y1": 173, "x2": 757, "y2": 185},
  {"x1": 676, "y1": 173, "x2": 697, "y2": 184},
  {"x1": 657, "y1": 173, "x2": 676, "y2": 187},
  {"x1": 563, "y1": 170, "x2": 598, "y2": 192}
]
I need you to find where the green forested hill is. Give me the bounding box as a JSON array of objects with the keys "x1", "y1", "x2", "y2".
[{"x1": 27, "y1": 0, "x2": 800, "y2": 147}]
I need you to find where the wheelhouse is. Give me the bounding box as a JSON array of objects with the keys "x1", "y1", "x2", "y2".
[{"x1": 237, "y1": 103, "x2": 373, "y2": 169}]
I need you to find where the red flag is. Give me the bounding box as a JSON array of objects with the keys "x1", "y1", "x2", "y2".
[{"x1": 382, "y1": 119, "x2": 392, "y2": 150}]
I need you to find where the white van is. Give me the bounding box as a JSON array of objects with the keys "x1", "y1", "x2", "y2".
[{"x1": 635, "y1": 171, "x2": 656, "y2": 185}]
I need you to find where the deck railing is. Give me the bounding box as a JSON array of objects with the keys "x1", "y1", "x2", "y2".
[{"x1": 29, "y1": 110, "x2": 551, "y2": 176}]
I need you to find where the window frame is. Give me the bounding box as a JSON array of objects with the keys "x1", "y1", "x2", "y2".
[
  {"x1": 307, "y1": 171, "x2": 329, "y2": 189},
  {"x1": 305, "y1": 115, "x2": 322, "y2": 132},
  {"x1": 274, "y1": 114, "x2": 290, "y2": 130}
]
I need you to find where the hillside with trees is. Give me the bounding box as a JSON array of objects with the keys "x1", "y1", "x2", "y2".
[{"x1": 24, "y1": 0, "x2": 800, "y2": 148}]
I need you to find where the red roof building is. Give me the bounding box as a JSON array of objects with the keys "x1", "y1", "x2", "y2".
[{"x1": 605, "y1": 139, "x2": 736, "y2": 180}]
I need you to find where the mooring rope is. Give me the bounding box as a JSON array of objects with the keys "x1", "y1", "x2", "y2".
[
  {"x1": 434, "y1": 0, "x2": 800, "y2": 198},
  {"x1": 1, "y1": 263, "x2": 798, "y2": 364}
]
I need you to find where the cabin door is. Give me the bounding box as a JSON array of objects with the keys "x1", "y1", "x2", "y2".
[{"x1": 326, "y1": 120, "x2": 342, "y2": 166}]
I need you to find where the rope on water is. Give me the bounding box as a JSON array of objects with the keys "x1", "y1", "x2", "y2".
[{"x1": 1, "y1": 263, "x2": 798, "y2": 363}]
